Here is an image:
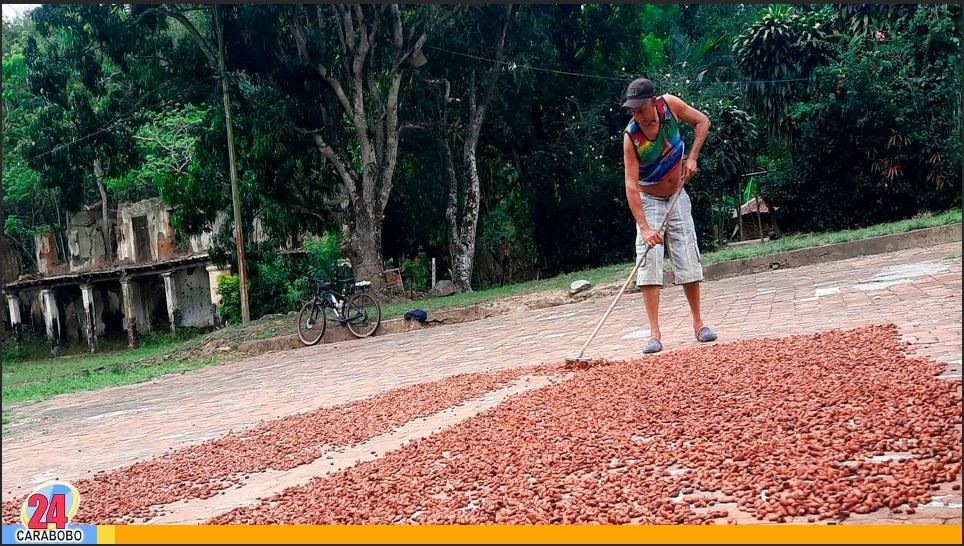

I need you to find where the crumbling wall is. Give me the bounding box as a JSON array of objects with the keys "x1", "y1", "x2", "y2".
[
  {"x1": 67, "y1": 209, "x2": 108, "y2": 272},
  {"x1": 175, "y1": 266, "x2": 215, "y2": 329},
  {"x1": 117, "y1": 198, "x2": 180, "y2": 263},
  {"x1": 34, "y1": 232, "x2": 60, "y2": 274},
  {"x1": 1, "y1": 236, "x2": 22, "y2": 333},
  {"x1": 190, "y1": 212, "x2": 225, "y2": 254},
  {"x1": 0, "y1": 236, "x2": 21, "y2": 284}
]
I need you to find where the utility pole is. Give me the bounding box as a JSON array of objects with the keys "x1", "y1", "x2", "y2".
[{"x1": 215, "y1": 5, "x2": 250, "y2": 323}]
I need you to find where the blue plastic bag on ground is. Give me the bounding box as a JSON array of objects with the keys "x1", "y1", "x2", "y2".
[{"x1": 404, "y1": 309, "x2": 428, "y2": 322}]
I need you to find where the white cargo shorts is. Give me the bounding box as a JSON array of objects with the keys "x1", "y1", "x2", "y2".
[{"x1": 634, "y1": 188, "x2": 704, "y2": 287}]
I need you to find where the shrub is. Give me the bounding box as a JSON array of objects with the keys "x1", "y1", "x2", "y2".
[
  {"x1": 400, "y1": 251, "x2": 429, "y2": 292},
  {"x1": 216, "y1": 273, "x2": 242, "y2": 326}
]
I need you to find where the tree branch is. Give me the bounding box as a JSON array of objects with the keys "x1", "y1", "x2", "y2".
[
  {"x1": 424, "y1": 76, "x2": 453, "y2": 104},
  {"x1": 154, "y1": 5, "x2": 219, "y2": 71},
  {"x1": 288, "y1": 10, "x2": 353, "y2": 115},
  {"x1": 270, "y1": 195, "x2": 338, "y2": 226},
  {"x1": 310, "y1": 131, "x2": 358, "y2": 204},
  {"x1": 400, "y1": 121, "x2": 455, "y2": 132},
  {"x1": 376, "y1": 5, "x2": 412, "y2": 210},
  {"x1": 468, "y1": 4, "x2": 512, "y2": 150}
]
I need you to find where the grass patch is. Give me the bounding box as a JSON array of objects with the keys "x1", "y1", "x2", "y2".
[
  {"x1": 2, "y1": 330, "x2": 221, "y2": 407},
  {"x1": 3, "y1": 356, "x2": 217, "y2": 407},
  {"x1": 702, "y1": 209, "x2": 962, "y2": 264},
  {"x1": 2, "y1": 209, "x2": 959, "y2": 413}
]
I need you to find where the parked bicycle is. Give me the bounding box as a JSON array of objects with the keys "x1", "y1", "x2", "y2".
[{"x1": 297, "y1": 276, "x2": 382, "y2": 346}]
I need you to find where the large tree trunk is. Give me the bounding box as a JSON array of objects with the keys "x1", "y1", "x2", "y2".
[
  {"x1": 339, "y1": 178, "x2": 383, "y2": 286},
  {"x1": 443, "y1": 138, "x2": 477, "y2": 292},
  {"x1": 445, "y1": 6, "x2": 512, "y2": 293},
  {"x1": 293, "y1": 5, "x2": 418, "y2": 292}
]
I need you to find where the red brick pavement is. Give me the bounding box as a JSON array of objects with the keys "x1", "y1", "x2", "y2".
[{"x1": 2, "y1": 242, "x2": 961, "y2": 525}]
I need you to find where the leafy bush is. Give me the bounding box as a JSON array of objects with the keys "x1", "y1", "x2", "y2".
[
  {"x1": 284, "y1": 233, "x2": 344, "y2": 307},
  {"x1": 216, "y1": 273, "x2": 242, "y2": 326},
  {"x1": 212, "y1": 232, "x2": 346, "y2": 323},
  {"x1": 400, "y1": 251, "x2": 429, "y2": 292},
  {"x1": 303, "y1": 233, "x2": 342, "y2": 281},
  {"x1": 247, "y1": 257, "x2": 296, "y2": 319}
]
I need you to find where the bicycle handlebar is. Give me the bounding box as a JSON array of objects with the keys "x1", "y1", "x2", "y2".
[{"x1": 305, "y1": 276, "x2": 365, "y2": 294}]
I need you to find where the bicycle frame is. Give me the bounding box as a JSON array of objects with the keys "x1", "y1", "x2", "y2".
[
  {"x1": 308, "y1": 278, "x2": 370, "y2": 325},
  {"x1": 298, "y1": 276, "x2": 380, "y2": 345}
]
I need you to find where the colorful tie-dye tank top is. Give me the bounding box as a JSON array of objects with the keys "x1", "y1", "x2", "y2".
[{"x1": 624, "y1": 97, "x2": 684, "y2": 185}]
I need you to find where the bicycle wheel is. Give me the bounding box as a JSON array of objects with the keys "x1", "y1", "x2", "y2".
[
  {"x1": 296, "y1": 301, "x2": 327, "y2": 346},
  {"x1": 344, "y1": 292, "x2": 381, "y2": 338}
]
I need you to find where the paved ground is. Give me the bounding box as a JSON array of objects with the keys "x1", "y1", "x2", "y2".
[{"x1": 2, "y1": 241, "x2": 961, "y2": 525}]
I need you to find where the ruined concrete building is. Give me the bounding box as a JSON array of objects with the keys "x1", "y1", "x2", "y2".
[{"x1": 1, "y1": 197, "x2": 231, "y2": 351}]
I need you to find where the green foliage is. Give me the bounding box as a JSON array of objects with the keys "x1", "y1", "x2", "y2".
[
  {"x1": 639, "y1": 34, "x2": 665, "y2": 72},
  {"x1": 216, "y1": 273, "x2": 241, "y2": 326},
  {"x1": 303, "y1": 234, "x2": 343, "y2": 282},
  {"x1": 129, "y1": 104, "x2": 211, "y2": 197},
  {"x1": 834, "y1": 4, "x2": 921, "y2": 37},
  {"x1": 693, "y1": 100, "x2": 760, "y2": 247},
  {"x1": 734, "y1": 5, "x2": 832, "y2": 143},
  {"x1": 3, "y1": 29, "x2": 51, "y2": 271},
  {"x1": 2, "y1": 12, "x2": 34, "y2": 57},
  {"x1": 246, "y1": 252, "x2": 298, "y2": 319},
  {"x1": 1, "y1": 344, "x2": 21, "y2": 365},
  {"x1": 763, "y1": 4, "x2": 961, "y2": 233},
  {"x1": 215, "y1": 236, "x2": 338, "y2": 323},
  {"x1": 20, "y1": 4, "x2": 150, "y2": 212},
  {"x1": 400, "y1": 251, "x2": 429, "y2": 292},
  {"x1": 680, "y1": 4, "x2": 762, "y2": 44}
]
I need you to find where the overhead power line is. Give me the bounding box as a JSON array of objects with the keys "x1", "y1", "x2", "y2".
[{"x1": 424, "y1": 45, "x2": 834, "y2": 86}]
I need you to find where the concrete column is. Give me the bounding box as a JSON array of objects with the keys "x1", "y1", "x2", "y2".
[
  {"x1": 120, "y1": 277, "x2": 137, "y2": 348},
  {"x1": 5, "y1": 292, "x2": 23, "y2": 350},
  {"x1": 162, "y1": 271, "x2": 178, "y2": 332},
  {"x1": 40, "y1": 288, "x2": 60, "y2": 345},
  {"x1": 206, "y1": 265, "x2": 230, "y2": 306},
  {"x1": 80, "y1": 284, "x2": 98, "y2": 353},
  {"x1": 207, "y1": 265, "x2": 229, "y2": 328}
]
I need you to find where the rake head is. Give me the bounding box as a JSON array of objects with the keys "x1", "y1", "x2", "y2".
[{"x1": 564, "y1": 353, "x2": 593, "y2": 366}]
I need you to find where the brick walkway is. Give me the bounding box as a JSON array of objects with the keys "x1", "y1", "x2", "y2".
[{"x1": 2, "y1": 242, "x2": 961, "y2": 525}]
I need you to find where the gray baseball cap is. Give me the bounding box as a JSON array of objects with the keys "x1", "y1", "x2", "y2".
[{"x1": 622, "y1": 78, "x2": 655, "y2": 108}]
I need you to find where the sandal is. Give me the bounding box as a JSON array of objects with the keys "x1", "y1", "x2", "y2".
[
  {"x1": 696, "y1": 326, "x2": 717, "y2": 343},
  {"x1": 643, "y1": 337, "x2": 663, "y2": 354}
]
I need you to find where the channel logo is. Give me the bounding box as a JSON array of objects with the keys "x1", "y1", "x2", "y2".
[{"x1": 2, "y1": 481, "x2": 98, "y2": 544}]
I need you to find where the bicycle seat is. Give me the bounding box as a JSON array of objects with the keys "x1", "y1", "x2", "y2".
[{"x1": 342, "y1": 277, "x2": 371, "y2": 292}]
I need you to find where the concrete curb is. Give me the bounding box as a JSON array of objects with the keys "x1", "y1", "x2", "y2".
[
  {"x1": 238, "y1": 223, "x2": 962, "y2": 356},
  {"x1": 672, "y1": 223, "x2": 962, "y2": 285}
]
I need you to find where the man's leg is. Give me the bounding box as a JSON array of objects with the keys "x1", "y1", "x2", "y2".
[
  {"x1": 635, "y1": 192, "x2": 667, "y2": 346},
  {"x1": 662, "y1": 190, "x2": 714, "y2": 340},
  {"x1": 681, "y1": 281, "x2": 705, "y2": 337},
  {"x1": 641, "y1": 285, "x2": 661, "y2": 340}
]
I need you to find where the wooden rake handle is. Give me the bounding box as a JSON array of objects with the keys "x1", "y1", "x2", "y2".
[{"x1": 571, "y1": 187, "x2": 684, "y2": 361}]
